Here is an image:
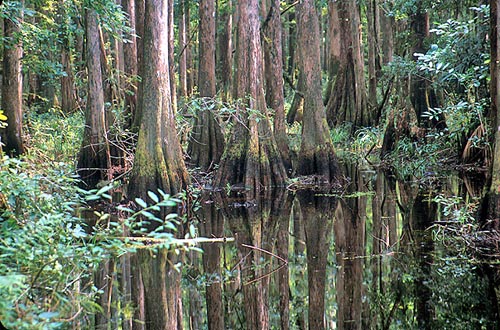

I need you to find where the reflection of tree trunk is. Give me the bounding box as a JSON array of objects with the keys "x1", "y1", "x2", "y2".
[
  {"x1": 188, "y1": 251, "x2": 204, "y2": 329},
  {"x1": 276, "y1": 196, "x2": 292, "y2": 330},
  {"x1": 411, "y1": 193, "x2": 435, "y2": 330},
  {"x1": 335, "y1": 165, "x2": 366, "y2": 330},
  {"x1": 219, "y1": 189, "x2": 290, "y2": 330},
  {"x1": 138, "y1": 249, "x2": 181, "y2": 329},
  {"x1": 199, "y1": 193, "x2": 225, "y2": 329},
  {"x1": 130, "y1": 254, "x2": 145, "y2": 330},
  {"x1": 297, "y1": 191, "x2": 335, "y2": 330},
  {"x1": 291, "y1": 198, "x2": 307, "y2": 329}
]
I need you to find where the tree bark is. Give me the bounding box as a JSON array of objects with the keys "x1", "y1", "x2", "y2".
[
  {"x1": 127, "y1": 1, "x2": 189, "y2": 327},
  {"x1": 297, "y1": 191, "x2": 335, "y2": 330},
  {"x1": 123, "y1": 0, "x2": 138, "y2": 128},
  {"x1": 214, "y1": 0, "x2": 287, "y2": 191},
  {"x1": 409, "y1": 9, "x2": 446, "y2": 130},
  {"x1": 178, "y1": 0, "x2": 188, "y2": 99},
  {"x1": 216, "y1": 0, "x2": 232, "y2": 100},
  {"x1": 187, "y1": 0, "x2": 225, "y2": 171},
  {"x1": 486, "y1": 0, "x2": 500, "y2": 230},
  {"x1": 1, "y1": 2, "x2": 24, "y2": 156},
  {"x1": 325, "y1": 0, "x2": 370, "y2": 129},
  {"x1": 76, "y1": 8, "x2": 111, "y2": 188},
  {"x1": 295, "y1": 0, "x2": 339, "y2": 181},
  {"x1": 263, "y1": 0, "x2": 292, "y2": 173},
  {"x1": 199, "y1": 193, "x2": 225, "y2": 330}
]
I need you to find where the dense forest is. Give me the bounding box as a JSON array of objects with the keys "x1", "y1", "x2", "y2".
[{"x1": 0, "y1": 0, "x2": 499, "y2": 329}]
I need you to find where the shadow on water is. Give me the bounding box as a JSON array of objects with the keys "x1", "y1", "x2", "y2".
[{"x1": 87, "y1": 162, "x2": 500, "y2": 329}]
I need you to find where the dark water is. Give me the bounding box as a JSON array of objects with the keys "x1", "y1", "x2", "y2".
[
  {"x1": 89, "y1": 163, "x2": 499, "y2": 329},
  {"x1": 183, "y1": 163, "x2": 499, "y2": 329}
]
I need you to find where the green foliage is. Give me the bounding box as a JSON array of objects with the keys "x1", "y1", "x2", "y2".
[
  {"x1": 27, "y1": 110, "x2": 85, "y2": 164},
  {"x1": 0, "y1": 156, "x2": 105, "y2": 329}
]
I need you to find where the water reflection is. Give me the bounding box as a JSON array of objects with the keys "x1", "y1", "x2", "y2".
[{"x1": 87, "y1": 164, "x2": 500, "y2": 329}]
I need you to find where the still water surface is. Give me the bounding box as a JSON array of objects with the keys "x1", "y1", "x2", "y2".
[{"x1": 185, "y1": 163, "x2": 498, "y2": 329}]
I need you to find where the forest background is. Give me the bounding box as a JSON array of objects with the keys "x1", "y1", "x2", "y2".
[{"x1": 0, "y1": 0, "x2": 499, "y2": 328}]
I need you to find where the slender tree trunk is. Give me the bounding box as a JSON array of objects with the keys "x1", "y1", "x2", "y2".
[
  {"x1": 366, "y1": 0, "x2": 381, "y2": 119},
  {"x1": 1, "y1": 2, "x2": 24, "y2": 156},
  {"x1": 486, "y1": 0, "x2": 500, "y2": 230},
  {"x1": 216, "y1": 0, "x2": 233, "y2": 100},
  {"x1": 187, "y1": 0, "x2": 225, "y2": 171},
  {"x1": 409, "y1": 9, "x2": 446, "y2": 130},
  {"x1": 295, "y1": 0, "x2": 339, "y2": 181},
  {"x1": 77, "y1": 8, "x2": 111, "y2": 188},
  {"x1": 263, "y1": 0, "x2": 291, "y2": 173},
  {"x1": 168, "y1": 0, "x2": 177, "y2": 113},
  {"x1": 132, "y1": 0, "x2": 145, "y2": 129},
  {"x1": 123, "y1": 0, "x2": 138, "y2": 128},
  {"x1": 178, "y1": 0, "x2": 188, "y2": 99},
  {"x1": 199, "y1": 193, "x2": 225, "y2": 330}
]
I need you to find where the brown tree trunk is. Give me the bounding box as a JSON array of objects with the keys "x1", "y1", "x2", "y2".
[
  {"x1": 409, "y1": 9, "x2": 446, "y2": 130},
  {"x1": 199, "y1": 193, "x2": 225, "y2": 330},
  {"x1": 123, "y1": 0, "x2": 138, "y2": 128},
  {"x1": 216, "y1": 0, "x2": 232, "y2": 100},
  {"x1": 214, "y1": 0, "x2": 287, "y2": 191},
  {"x1": 168, "y1": 0, "x2": 177, "y2": 113},
  {"x1": 295, "y1": 0, "x2": 339, "y2": 182},
  {"x1": 325, "y1": 0, "x2": 369, "y2": 129},
  {"x1": 486, "y1": 0, "x2": 500, "y2": 230},
  {"x1": 132, "y1": 0, "x2": 145, "y2": 129},
  {"x1": 380, "y1": 2, "x2": 394, "y2": 65},
  {"x1": 263, "y1": 0, "x2": 292, "y2": 173},
  {"x1": 127, "y1": 1, "x2": 189, "y2": 327},
  {"x1": 178, "y1": 0, "x2": 188, "y2": 99},
  {"x1": 297, "y1": 191, "x2": 334, "y2": 330},
  {"x1": 76, "y1": 8, "x2": 111, "y2": 188},
  {"x1": 187, "y1": 0, "x2": 225, "y2": 171},
  {"x1": 1, "y1": 2, "x2": 24, "y2": 156},
  {"x1": 366, "y1": 0, "x2": 381, "y2": 119}
]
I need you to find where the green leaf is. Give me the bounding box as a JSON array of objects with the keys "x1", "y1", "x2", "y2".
[
  {"x1": 135, "y1": 198, "x2": 147, "y2": 208},
  {"x1": 147, "y1": 191, "x2": 159, "y2": 203}
]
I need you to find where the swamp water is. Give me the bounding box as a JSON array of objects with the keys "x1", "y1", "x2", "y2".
[{"x1": 94, "y1": 163, "x2": 500, "y2": 329}]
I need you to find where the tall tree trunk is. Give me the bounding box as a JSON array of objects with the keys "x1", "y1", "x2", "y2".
[
  {"x1": 76, "y1": 8, "x2": 111, "y2": 188},
  {"x1": 178, "y1": 0, "x2": 188, "y2": 99},
  {"x1": 123, "y1": 0, "x2": 138, "y2": 128},
  {"x1": 486, "y1": 0, "x2": 500, "y2": 230},
  {"x1": 168, "y1": 0, "x2": 177, "y2": 113},
  {"x1": 127, "y1": 1, "x2": 189, "y2": 328},
  {"x1": 295, "y1": 0, "x2": 339, "y2": 181},
  {"x1": 1, "y1": 1, "x2": 24, "y2": 156},
  {"x1": 297, "y1": 191, "x2": 334, "y2": 330},
  {"x1": 263, "y1": 0, "x2": 291, "y2": 173},
  {"x1": 366, "y1": 0, "x2": 381, "y2": 120},
  {"x1": 132, "y1": 0, "x2": 145, "y2": 129},
  {"x1": 187, "y1": 0, "x2": 225, "y2": 171},
  {"x1": 214, "y1": 0, "x2": 287, "y2": 191},
  {"x1": 409, "y1": 8, "x2": 446, "y2": 130},
  {"x1": 199, "y1": 193, "x2": 225, "y2": 330},
  {"x1": 325, "y1": 0, "x2": 369, "y2": 129},
  {"x1": 216, "y1": 0, "x2": 233, "y2": 101}
]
